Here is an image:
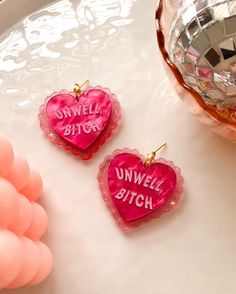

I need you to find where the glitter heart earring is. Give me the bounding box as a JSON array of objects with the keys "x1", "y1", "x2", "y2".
[
  {"x1": 39, "y1": 81, "x2": 121, "y2": 160},
  {"x1": 97, "y1": 144, "x2": 184, "y2": 231}
]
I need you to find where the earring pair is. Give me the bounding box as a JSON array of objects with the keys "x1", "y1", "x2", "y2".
[{"x1": 39, "y1": 82, "x2": 184, "y2": 231}]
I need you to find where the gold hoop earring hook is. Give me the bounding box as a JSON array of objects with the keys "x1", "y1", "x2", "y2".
[
  {"x1": 144, "y1": 143, "x2": 167, "y2": 166},
  {"x1": 73, "y1": 80, "x2": 89, "y2": 99}
]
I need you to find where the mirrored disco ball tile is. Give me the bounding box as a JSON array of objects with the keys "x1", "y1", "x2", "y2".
[
  {"x1": 191, "y1": 85, "x2": 202, "y2": 93},
  {"x1": 200, "y1": 80, "x2": 215, "y2": 90},
  {"x1": 220, "y1": 38, "x2": 235, "y2": 51},
  {"x1": 203, "y1": 96, "x2": 220, "y2": 105},
  {"x1": 174, "y1": 60, "x2": 181, "y2": 69},
  {"x1": 226, "y1": 84, "x2": 236, "y2": 95},
  {"x1": 175, "y1": 19, "x2": 184, "y2": 37},
  {"x1": 182, "y1": 6, "x2": 197, "y2": 25},
  {"x1": 186, "y1": 45, "x2": 200, "y2": 62},
  {"x1": 179, "y1": 30, "x2": 190, "y2": 48},
  {"x1": 205, "y1": 48, "x2": 221, "y2": 66},
  {"x1": 224, "y1": 15, "x2": 236, "y2": 34},
  {"x1": 213, "y1": 3, "x2": 230, "y2": 20},
  {"x1": 220, "y1": 38, "x2": 236, "y2": 59},
  {"x1": 198, "y1": 8, "x2": 214, "y2": 27},
  {"x1": 198, "y1": 56, "x2": 209, "y2": 66},
  {"x1": 214, "y1": 80, "x2": 227, "y2": 92},
  {"x1": 206, "y1": 89, "x2": 225, "y2": 99},
  {"x1": 183, "y1": 63, "x2": 195, "y2": 75},
  {"x1": 186, "y1": 53, "x2": 198, "y2": 63},
  {"x1": 197, "y1": 66, "x2": 213, "y2": 78},
  {"x1": 187, "y1": 19, "x2": 200, "y2": 37},
  {"x1": 231, "y1": 63, "x2": 236, "y2": 77},
  {"x1": 192, "y1": 32, "x2": 211, "y2": 51},
  {"x1": 174, "y1": 46, "x2": 185, "y2": 62},
  {"x1": 168, "y1": 0, "x2": 236, "y2": 108},
  {"x1": 185, "y1": 75, "x2": 198, "y2": 85},
  {"x1": 206, "y1": 21, "x2": 224, "y2": 43},
  {"x1": 229, "y1": 0, "x2": 236, "y2": 14},
  {"x1": 214, "y1": 72, "x2": 233, "y2": 90},
  {"x1": 210, "y1": 0, "x2": 228, "y2": 5},
  {"x1": 219, "y1": 71, "x2": 232, "y2": 79},
  {"x1": 187, "y1": 44, "x2": 200, "y2": 56},
  {"x1": 196, "y1": 0, "x2": 210, "y2": 12},
  {"x1": 214, "y1": 72, "x2": 225, "y2": 82}
]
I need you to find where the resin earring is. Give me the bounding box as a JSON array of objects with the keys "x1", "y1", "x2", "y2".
[
  {"x1": 39, "y1": 81, "x2": 121, "y2": 160},
  {"x1": 97, "y1": 144, "x2": 184, "y2": 231}
]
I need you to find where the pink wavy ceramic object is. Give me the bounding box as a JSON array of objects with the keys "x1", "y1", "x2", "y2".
[
  {"x1": 0, "y1": 229, "x2": 23, "y2": 289},
  {"x1": 39, "y1": 86, "x2": 121, "y2": 160},
  {"x1": 0, "y1": 134, "x2": 52, "y2": 289},
  {"x1": 7, "y1": 237, "x2": 40, "y2": 289},
  {"x1": 98, "y1": 149, "x2": 184, "y2": 231}
]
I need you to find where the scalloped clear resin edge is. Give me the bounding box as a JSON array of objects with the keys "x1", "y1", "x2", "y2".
[
  {"x1": 97, "y1": 148, "x2": 184, "y2": 232},
  {"x1": 38, "y1": 86, "x2": 121, "y2": 160}
]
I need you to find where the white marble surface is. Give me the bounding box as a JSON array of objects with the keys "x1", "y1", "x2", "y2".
[{"x1": 0, "y1": 0, "x2": 236, "y2": 293}]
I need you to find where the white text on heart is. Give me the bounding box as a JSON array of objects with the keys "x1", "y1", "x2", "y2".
[
  {"x1": 114, "y1": 188, "x2": 153, "y2": 210},
  {"x1": 115, "y1": 167, "x2": 163, "y2": 192},
  {"x1": 53, "y1": 104, "x2": 100, "y2": 119},
  {"x1": 64, "y1": 122, "x2": 102, "y2": 135}
]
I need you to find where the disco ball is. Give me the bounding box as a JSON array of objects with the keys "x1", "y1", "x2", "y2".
[{"x1": 156, "y1": 0, "x2": 236, "y2": 140}]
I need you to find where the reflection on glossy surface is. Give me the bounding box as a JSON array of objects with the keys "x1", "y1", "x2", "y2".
[
  {"x1": 0, "y1": 0, "x2": 134, "y2": 123},
  {"x1": 168, "y1": 0, "x2": 236, "y2": 108}
]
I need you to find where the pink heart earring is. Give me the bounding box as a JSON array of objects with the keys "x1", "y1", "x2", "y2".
[
  {"x1": 97, "y1": 144, "x2": 184, "y2": 231},
  {"x1": 39, "y1": 81, "x2": 121, "y2": 160}
]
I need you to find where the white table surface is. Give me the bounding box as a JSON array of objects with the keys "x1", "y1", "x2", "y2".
[{"x1": 0, "y1": 0, "x2": 236, "y2": 293}]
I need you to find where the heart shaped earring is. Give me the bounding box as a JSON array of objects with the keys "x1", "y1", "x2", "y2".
[
  {"x1": 39, "y1": 81, "x2": 121, "y2": 160},
  {"x1": 97, "y1": 144, "x2": 184, "y2": 231}
]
